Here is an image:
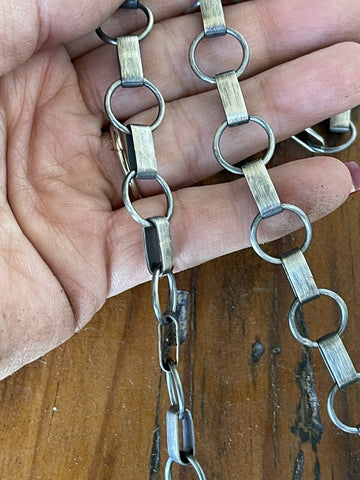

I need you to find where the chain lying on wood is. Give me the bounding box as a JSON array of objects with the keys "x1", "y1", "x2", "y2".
[
  {"x1": 188, "y1": 0, "x2": 360, "y2": 436},
  {"x1": 97, "y1": 1, "x2": 207, "y2": 478},
  {"x1": 97, "y1": 0, "x2": 359, "y2": 477}
]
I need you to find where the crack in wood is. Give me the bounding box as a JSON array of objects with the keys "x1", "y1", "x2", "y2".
[{"x1": 291, "y1": 308, "x2": 324, "y2": 479}]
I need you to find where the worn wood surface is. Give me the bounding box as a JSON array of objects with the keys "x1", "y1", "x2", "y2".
[{"x1": 0, "y1": 110, "x2": 360, "y2": 480}]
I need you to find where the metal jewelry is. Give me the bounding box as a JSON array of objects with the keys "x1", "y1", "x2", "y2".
[{"x1": 97, "y1": 1, "x2": 359, "y2": 478}]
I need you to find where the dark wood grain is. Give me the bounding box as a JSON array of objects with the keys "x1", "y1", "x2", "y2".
[{"x1": 0, "y1": 110, "x2": 359, "y2": 480}]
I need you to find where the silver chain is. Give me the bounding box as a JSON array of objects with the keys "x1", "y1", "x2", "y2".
[
  {"x1": 97, "y1": 0, "x2": 359, "y2": 477},
  {"x1": 189, "y1": 0, "x2": 360, "y2": 436},
  {"x1": 97, "y1": 1, "x2": 207, "y2": 478}
]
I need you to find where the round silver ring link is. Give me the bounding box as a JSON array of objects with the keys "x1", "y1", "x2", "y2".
[
  {"x1": 166, "y1": 361, "x2": 186, "y2": 420},
  {"x1": 189, "y1": 27, "x2": 250, "y2": 84},
  {"x1": 303, "y1": 121, "x2": 357, "y2": 154},
  {"x1": 214, "y1": 115, "x2": 276, "y2": 175},
  {"x1": 105, "y1": 78, "x2": 165, "y2": 134},
  {"x1": 327, "y1": 376, "x2": 360, "y2": 434},
  {"x1": 165, "y1": 455, "x2": 207, "y2": 480},
  {"x1": 152, "y1": 266, "x2": 177, "y2": 325},
  {"x1": 250, "y1": 203, "x2": 312, "y2": 265},
  {"x1": 288, "y1": 288, "x2": 348, "y2": 348},
  {"x1": 122, "y1": 171, "x2": 174, "y2": 228},
  {"x1": 96, "y1": 2, "x2": 154, "y2": 44}
]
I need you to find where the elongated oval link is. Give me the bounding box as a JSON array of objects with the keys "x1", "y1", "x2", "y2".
[
  {"x1": 166, "y1": 361, "x2": 186, "y2": 419},
  {"x1": 158, "y1": 314, "x2": 180, "y2": 372},
  {"x1": 152, "y1": 267, "x2": 178, "y2": 325},
  {"x1": 166, "y1": 406, "x2": 195, "y2": 465}
]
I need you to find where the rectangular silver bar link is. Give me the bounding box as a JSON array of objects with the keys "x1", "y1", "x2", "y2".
[
  {"x1": 117, "y1": 36, "x2": 144, "y2": 87},
  {"x1": 143, "y1": 216, "x2": 174, "y2": 275},
  {"x1": 242, "y1": 159, "x2": 282, "y2": 218},
  {"x1": 329, "y1": 110, "x2": 351, "y2": 133},
  {"x1": 281, "y1": 248, "x2": 320, "y2": 304},
  {"x1": 318, "y1": 333, "x2": 359, "y2": 389},
  {"x1": 128, "y1": 125, "x2": 157, "y2": 179},
  {"x1": 215, "y1": 71, "x2": 249, "y2": 126},
  {"x1": 200, "y1": 0, "x2": 226, "y2": 37}
]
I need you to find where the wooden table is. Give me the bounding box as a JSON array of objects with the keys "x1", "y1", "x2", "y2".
[{"x1": 0, "y1": 109, "x2": 359, "y2": 479}]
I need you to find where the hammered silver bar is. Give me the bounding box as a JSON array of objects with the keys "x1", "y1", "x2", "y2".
[
  {"x1": 281, "y1": 248, "x2": 320, "y2": 304},
  {"x1": 117, "y1": 36, "x2": 144, "y2": 87},
  {"x1": 199, "y1": 0, "x2": 226, "y2": 37},
  {"x1": 243, "y1": 159, "x2": 282, "y2": 218},
  {"x1": 215, "y1": 71, "x2": 249, "y2": 126},
  {"x1": 318, "y1": 333, "x2": 358, "y2": 389},
  {"x1": 330, "y1": 110, "x2": 351, "y2": 134},
  {"x1": 128, "y1": 125, "x2": 157, "y2": 179},
  {"x1": 143, "y1": 216, "x2": 174, "y2": 275}
]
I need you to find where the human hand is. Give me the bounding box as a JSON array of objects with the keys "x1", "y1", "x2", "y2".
[{"x1": 0, "y1": 0, "x2": 359, "y2": 379}]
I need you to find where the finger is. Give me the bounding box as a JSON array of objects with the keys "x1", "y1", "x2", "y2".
[
  {"x1": 66, "y1": 0, "x2": 195, "y2": 59},
  {"x1": 0, "y1": 0, "x2": 122, "y2": 75},
  {"x1": 98, "y1": 42, "x2": 360, "y2": 206},
  {"x1": 75, "y1": 0, "x2": 360, "y2": 121},
  {"x1": 106, "y1": 156, "x2": 354, "y2": 297}
]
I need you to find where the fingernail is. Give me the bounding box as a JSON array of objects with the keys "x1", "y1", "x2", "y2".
[{"x1": 345, "y1": 162, "x2": 360, "y2": 194}]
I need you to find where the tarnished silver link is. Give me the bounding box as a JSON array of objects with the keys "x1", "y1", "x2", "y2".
[
  {"x1": 143, "y1": 216, "x2": 174, "y2": 275},
  {"x1": 158, "y1": 314, "x2": 180, "y2": 372},
  {"x1": 250, "y1": 203, "x2": 312, "y2": 265},
  {"x1": 242, "y1": 159, "x2": 282, "y2": 218},
  {"x1": 152, "y1": 267, "x2": 178, "y2": 325},
  {"x1": 122, "y1": 170, "x2": 173, "y2": 227},
  {"x1": 292, "y1": 120, "x2": 357, "y2": 154},
  {"x1": 127, "y1": 125, "x2": 158, "y2": 179},
  {"x1": 105, "y1": 78, "x2": 165, "y2": 134},
  {"x1": 116, "y1": 36, "x2": 144, "y2": 87},
  {"x1": 330, "y1": 110, "x2": 351, "y2": 133},
  {"x1": 327, "y1": 378, "x2": 360, "y2": 435},
  {"x1": 281, "y1": 248, "x2": 320, "y2": 304},
  {"x1": 96, "y1": 1, "x2": 153, "y2": 44},
  {"x1": 165, "y1": 455, "x2": 207, "y2": 480},
  {"x1": 288, "y1": 289, "x2": 348, "y2": 348},
  {"x1": 215, "y1": 71, "x2": 249, "y2": 126},
  {"x1": 214, "y1": 115, "x2": 276, "y2": 175},
  {"x1": 166, "y1": 361, "x2": 186, "y2": 419},
  {"x1": 167, "y1": 406, "x2": 195, "y2": 465},
  {"x1": 189, "y1": 27, "x2": 249, "y2": 84},
  {"x1": 318, "y1": 333, "x2": 359, "y2": 389},
  {"x1": 199, "y1": 0, "x2": 226, "y2": 37}
]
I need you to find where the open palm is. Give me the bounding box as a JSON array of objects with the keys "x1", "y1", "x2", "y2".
[{"x1": 0, "y1": 0, "x2": 359, "y2": 379}]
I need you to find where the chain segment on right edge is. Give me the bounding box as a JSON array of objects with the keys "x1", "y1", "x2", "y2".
[
  {"x1": 189, "y1": 0, "x2": 360, "y2": 435},
  {"x1": 96, "y1": 1, "x2": 207, "y2": 478}
]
